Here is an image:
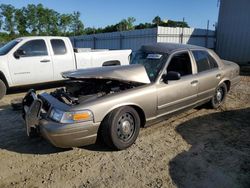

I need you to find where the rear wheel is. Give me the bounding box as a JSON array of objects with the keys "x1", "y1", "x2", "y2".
[
  {"x1": 210, "y1": 83, "x2": 227, "y2": 109},
  {"x1": 101, "y1": 106, "x2": 140, "y2": 150},
  {"x1": 0, "y1": 79, "x2": 6, "y2": 100}
]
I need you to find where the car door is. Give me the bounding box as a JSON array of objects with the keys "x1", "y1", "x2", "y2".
[
  {"x1": 156, "y1": 51, "x2": 198, "y2": 116},
  {"x1": 8, "y1": 39, "x2": 53, "y2": 86},
  {"x1": 191, "y1": 50, "x2": 222, "y2": 102},
  {"x1": 49, "y1": 39, "x2": 75, "y2": 81}
]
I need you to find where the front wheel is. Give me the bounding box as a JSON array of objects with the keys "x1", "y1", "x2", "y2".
[
  {"x1": 0, "y1": 79, "x2": 6, "y2": 100},
  {"x1": 101, "y1": 106, "x2": 141, "y2": 150},
  {"x1": 209, "y1": 83, "x2": 227, "y2": 109}
]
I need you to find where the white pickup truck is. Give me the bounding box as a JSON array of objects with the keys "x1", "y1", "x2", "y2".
[{"x1": 0, "y1": 36, "x2": 131, "y2": 99}]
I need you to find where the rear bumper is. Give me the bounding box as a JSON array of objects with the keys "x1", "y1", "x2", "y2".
[{"x1": 39, "y1": 119, "x2": 100, "y2": 148}]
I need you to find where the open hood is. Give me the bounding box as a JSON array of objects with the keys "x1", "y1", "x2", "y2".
[{"x1": 62, "y1": 64, "x2": 151, "y2": 84}]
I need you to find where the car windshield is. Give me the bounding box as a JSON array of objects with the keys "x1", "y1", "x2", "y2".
[
  {"x1": 130, "y1": 50, "x2": 167, "y2": 82},
  {"x1": 0, "y1": 39, "x2": 21, "y2": 55}
]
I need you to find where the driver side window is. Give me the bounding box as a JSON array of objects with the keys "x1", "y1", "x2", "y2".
[
  {"x1": 18, "y1": 40, "x2": 48, "y2": 57},
  {"x1": 167, "y1": 52, "x2": 193, "y2": 76}
]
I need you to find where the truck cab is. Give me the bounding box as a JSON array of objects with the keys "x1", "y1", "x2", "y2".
[{"x1": 0, "y1": 36, "x2": 131, "y2": 99}]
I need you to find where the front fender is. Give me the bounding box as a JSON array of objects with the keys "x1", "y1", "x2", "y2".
[{"x1": 0, "y1": 56, "x2": 13, "y2": 87}]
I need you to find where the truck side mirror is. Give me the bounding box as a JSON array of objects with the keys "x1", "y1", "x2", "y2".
[
  {"x1": 14, "y1": 49, "x2": 26, "y2": 59},
  {"x1": 162, "y1": 71, "x2": 181, "y2": 83}
]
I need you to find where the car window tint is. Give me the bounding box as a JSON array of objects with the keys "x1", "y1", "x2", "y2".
[
  {"x1": 167, "y1": 52, "x2": 192, "y2": 76},
  {"x1": 51, "y1": 39, "x2": 67, "y2": 55},
  {"x1": 207, "y1": 53, "x2": 218, "y2": 69},
  {"x1": 192, "y1": 51, "x2": 210, "y2": 72},
  {"x1": 18, "y1": 40, "x2": 48, "y2": 57}
]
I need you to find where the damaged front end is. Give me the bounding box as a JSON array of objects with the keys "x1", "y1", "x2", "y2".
[{"x1": 22, "y1": 64, "x2": 150, "y2": 147}]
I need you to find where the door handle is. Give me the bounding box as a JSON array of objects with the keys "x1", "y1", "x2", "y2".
[
  {"x1": 216, "y1": 74, "x2": 221, "y2": 79},
  {"x1": 191, "y1": 80, "x2": 198, "y2": 86},
  {"x1": 40, "y1": 59, "x2": 50, "y2": 63}
]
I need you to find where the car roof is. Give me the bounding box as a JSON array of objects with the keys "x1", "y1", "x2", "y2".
[{"x1": 141, "y1": 42, "x2": 206, "y2": 54}]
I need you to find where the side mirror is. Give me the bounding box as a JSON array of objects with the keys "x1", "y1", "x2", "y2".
[
  {"x1": 162, "y1": 71, "x2": 181, "y2": 83},
  {"x1": 14, "y1": 49, "x2": 26, "y2": 59}
]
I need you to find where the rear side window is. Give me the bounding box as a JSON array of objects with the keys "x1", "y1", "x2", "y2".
[
  {"x1": 192, "y1": 50, "x2": 218, "y2": 72},
  {"x1": 208, "y1": 54, "x2": 218, "y2": 69},
  {"x1": 18, "y1": 40, "x2": 48, "y2": 57},
  {"x1": 50, "y1": 39, "x2": 67, "y2": 55}
]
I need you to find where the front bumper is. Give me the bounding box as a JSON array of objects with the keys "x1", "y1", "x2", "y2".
[
  {"x1": 22, "y1": 90, "x2": 100, "y2": 148},
  {"x1": 39, "y1": 119, "x2": 100, "y2": 148}
]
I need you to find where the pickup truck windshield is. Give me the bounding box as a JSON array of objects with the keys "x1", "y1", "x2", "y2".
[
  {"x1": 130, "y1": 51, "x2": 167, "y2": 82},
  {"x1": 0, "y1": 39, "x2": 21, "y2": 55}
]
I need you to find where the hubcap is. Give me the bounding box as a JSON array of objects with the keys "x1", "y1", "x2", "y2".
[
  {"x1": 117, "y1": 113, "x2": 135, "y2": 142},
  {"x1": 122, "y1": 121, "x2": 131, "y2": 134},
  {"x1": 215, "y1": 88, "x2": 224, "y2": 103}
]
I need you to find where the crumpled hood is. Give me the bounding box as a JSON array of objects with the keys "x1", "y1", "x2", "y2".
[{"x1": 62, "y1": 64, "x2": 151, "y2": 84}]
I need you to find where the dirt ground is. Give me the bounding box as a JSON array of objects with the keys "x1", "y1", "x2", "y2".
[{"x1": 0, "y1": 77, "x2": 249, "y2": 188}]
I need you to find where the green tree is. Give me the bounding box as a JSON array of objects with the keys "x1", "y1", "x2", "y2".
[
  {"x1": 127, "y1": 17, "x2": 136, "y2": 30},
  {"x1": 0, "y1": 14, "x2": 3, "y2": 30},
  {"x1": 44, "y1": 9, "x2": 60, "y2": 35},
  {"x1": 15, "y1": 7, "x2": 28, "y2": 35},
  {"x1": 117, "y1": 19, "x2": 128, "y2": 31},
  {"x1": 25, "y1": 4, "x2": 38, "y2": 34},
  {"x1": 36, "y1": 3, "x2": 47, "y2": 34},
  {"x1": 71, "y1": 11, "x2": 84, "y2": 36},
  {"x1": 152, "y1": 16, "x2": 162, "y2": 26},
  {"x1": 0, "y1": 4, "x2": 16, "y2": 35},
  {"x1": 117, "y1": 17, "x2": 136, "y2": 31},
  {"x1": 134, "y1": 22, "x2": 154, "y2": 30},
  {"x1": 59, "y1": 14, "x2": 73, "y2": 35}
]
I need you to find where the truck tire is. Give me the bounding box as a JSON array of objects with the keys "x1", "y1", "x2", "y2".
[
  {"x1": 0, "y1": 79, "x2": 6, "y2": 100},
  {"x1": 209, "y1": 82, "x2": 227, "y2": 109},
  {"x1": 101, "y1": 106, "x2": 140, "y2": 150}
]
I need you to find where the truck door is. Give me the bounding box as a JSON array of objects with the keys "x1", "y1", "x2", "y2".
[
  {"x1": 8, "y1": 39, "x2": 53, "y2": 86},
  {"x1": 49, "y1": 39, "x2": 75, "y2": 81}
]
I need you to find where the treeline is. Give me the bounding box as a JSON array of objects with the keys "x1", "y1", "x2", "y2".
[
  {"x1": 0, "y1": 4, "x2": 84, "y2": 42},
  {"x1": 85, "y1": 16, "x2": 189, "y2": 35},
  {"x1": 0, "y1": 4, "x2": 189, "y2": 43}
]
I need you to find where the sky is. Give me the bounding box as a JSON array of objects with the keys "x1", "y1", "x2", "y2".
[{"x1": 0, "y1": 0, "x2": 220, "y2": 29}]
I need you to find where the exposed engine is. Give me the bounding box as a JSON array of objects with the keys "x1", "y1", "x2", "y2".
[{"x1": 50, "y1": 79, "x2": 142, "y2": 105}]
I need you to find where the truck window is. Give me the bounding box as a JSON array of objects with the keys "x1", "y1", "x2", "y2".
[
  {"x1": 18, "y1": 40, "x2": 48, "y2": 57},
  {"x1": 167, "y1": 52, "x2": 192, "y2": 76},
  {"x1": 0, "y1": 39, "x2": 21, "y2": 55},
  {"x1": 50, "y1": 39, "x2": 67, "y2": 55},
  {"x1": 192, "y1": 50, "x2": 218, "y2": 72}
]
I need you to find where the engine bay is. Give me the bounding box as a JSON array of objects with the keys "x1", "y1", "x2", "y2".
[{"x1": 50, "y1": 79, "x2": 143, "y2": 105}]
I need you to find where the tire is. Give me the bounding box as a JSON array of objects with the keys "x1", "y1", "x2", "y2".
[
  {"x1": 0, "y1": 79, "x2": 6, "y2": 100},
  {"x1": 209, "y1": 82, "x2": 227, "y2": 109},
  {"x1": 101, "y1": 106, "x2": 141, "y2": 150},
  {"x1": 28, "y1": 127, "x2": 39, "y2": 138}
]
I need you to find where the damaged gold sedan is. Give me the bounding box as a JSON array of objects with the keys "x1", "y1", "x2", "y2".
[{"x1": 22, "y1": 43, "x2": 240, "y2": 150}]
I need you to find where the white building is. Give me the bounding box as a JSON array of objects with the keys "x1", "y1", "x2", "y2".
[{"x1": 72, "y1": 26, "x2": 215, "y2": 51}]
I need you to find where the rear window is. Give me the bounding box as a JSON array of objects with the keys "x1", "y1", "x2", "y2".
[{"x1": 50, "y1": 39, "x2": 67, "y2": 55}]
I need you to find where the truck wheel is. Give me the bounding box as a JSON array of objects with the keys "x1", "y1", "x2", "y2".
[
  {"x1": 210, "y1": 82, "x2": 227, "y2": 109},
  {"x1": 0, "y1": 79, "x2": 6, "y2": 100},
  {"x1": 101, "y1": 106, "x2": 140, "y2": 150}
]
